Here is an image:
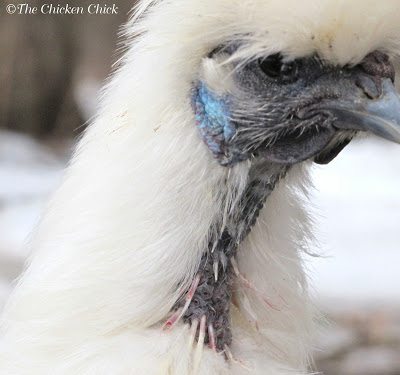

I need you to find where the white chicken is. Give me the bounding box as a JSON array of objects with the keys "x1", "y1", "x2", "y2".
[{"x1": 1, "y1": 0, "x2": 400, "y2": 374}]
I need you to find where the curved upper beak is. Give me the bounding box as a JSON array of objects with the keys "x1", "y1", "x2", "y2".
[{"x1": 330, "y1": 79, "x2": 400, "y2": 143}]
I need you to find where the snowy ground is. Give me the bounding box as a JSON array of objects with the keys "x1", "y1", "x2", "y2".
[
  {"x1": 0, "y1": 131, "x2": 68, "y2": 308},
  {"x1": 309, "y1": 137, "x2": 400, "y2": 309}
]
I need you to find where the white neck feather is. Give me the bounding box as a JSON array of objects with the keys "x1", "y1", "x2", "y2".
[{"x1": 0, "y1": 17, "x2": 316, "y2": 375}]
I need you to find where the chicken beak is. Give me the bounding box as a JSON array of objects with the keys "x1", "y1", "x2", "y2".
[{"x1": 330, "y1": 79, "x2": 400, "y2": 143}]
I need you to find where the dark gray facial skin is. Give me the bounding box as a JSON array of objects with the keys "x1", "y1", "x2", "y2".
[
  {"x1": 173, "y1": 48, "x2": 400, "y2": 354},
  {"x1": 196, "y1": 48, "x2": 400, "y2": 167}
]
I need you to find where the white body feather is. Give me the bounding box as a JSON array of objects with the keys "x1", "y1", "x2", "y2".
[{"x1": 1, "y1": 0, "x2": 400, "y2": 373}]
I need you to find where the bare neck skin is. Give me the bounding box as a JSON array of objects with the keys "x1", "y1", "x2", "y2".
[{"x1": 172, "y1": 161, "x2": 289, "y2": 351}]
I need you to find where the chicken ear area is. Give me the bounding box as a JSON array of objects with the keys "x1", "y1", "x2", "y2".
[{"x1": 258, "y1": 125, "x2": 348, "y2": 165}]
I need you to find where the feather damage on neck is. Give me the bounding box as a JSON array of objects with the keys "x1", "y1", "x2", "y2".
[{"x1": 165, "y1": 160, "x2": 289, "y2": 353}]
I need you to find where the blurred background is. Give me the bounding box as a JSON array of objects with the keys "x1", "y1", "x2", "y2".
[{"x1": 0, "y1": 1, "x2": 399, "y2": 373}]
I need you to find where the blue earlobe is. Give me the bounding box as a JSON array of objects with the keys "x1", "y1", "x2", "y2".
[{"x1": 193, "y1": 82, "x2": 236, "y2": 165}]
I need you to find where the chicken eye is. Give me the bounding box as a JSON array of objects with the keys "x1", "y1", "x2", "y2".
[{"x1": 259, "y1": 54, "x2": 299, "y2": 83}]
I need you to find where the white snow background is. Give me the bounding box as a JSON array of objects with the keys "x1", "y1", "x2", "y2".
[
  {"x1": 309, "y1": 137, "x2": 400, "y2": 309},
  {"x1": 0, "y1": 131, "x2": 67, "y2": 308},
  {"x1": 0, "y1": 130, "x2": 399, "y2": 310}
]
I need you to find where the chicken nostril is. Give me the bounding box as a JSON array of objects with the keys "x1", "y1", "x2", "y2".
[{"x1": 355, "y1": 75, "x2": 382, "y2": 100}]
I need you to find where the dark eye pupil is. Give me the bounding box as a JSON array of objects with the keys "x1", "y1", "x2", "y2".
[
  {"x1": 259, "y1": 54, "x2": 282, "y2": 77},
  {"x1": 259, "y1": 54, "x2": 298, "y2": 82}
]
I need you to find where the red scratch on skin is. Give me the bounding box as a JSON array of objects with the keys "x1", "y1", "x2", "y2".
[{"x1": 163, "y1": 275, "x2": 201, "y2": 331}]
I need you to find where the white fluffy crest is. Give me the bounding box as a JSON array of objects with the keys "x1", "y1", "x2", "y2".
[
  {"x1": 1, "y1": 0, "x2": 400, "y2": 374},
  {"x1": 124, "y1": 0, "x2": 400, "y2": 64}
]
